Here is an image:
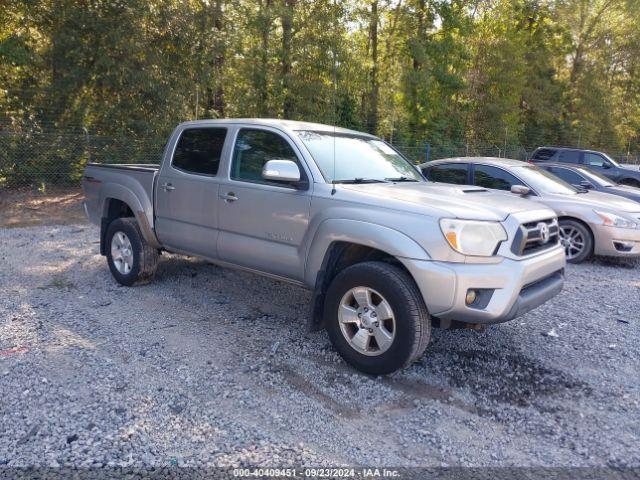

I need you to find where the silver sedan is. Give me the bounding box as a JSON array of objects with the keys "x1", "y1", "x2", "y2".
[{"x1": 420, "y1": 157, "x2": 640, "y2": 263}]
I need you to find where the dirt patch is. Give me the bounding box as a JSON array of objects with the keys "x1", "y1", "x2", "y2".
[{"x1": 0, "y1": 187, "x2": 86, "y2": 228}]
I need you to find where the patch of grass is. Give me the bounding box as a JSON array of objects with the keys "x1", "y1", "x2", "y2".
[{"x1": 40, "y1": 276, "x2": 76, "y2": 289}]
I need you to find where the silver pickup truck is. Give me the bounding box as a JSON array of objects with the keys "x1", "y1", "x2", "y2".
[{"x1": 83, "y1": 119, "x2": 566, "y2": 374}]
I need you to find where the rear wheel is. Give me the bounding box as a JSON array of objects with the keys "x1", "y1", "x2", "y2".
[
  {"x1": 106, "y1": 217, "x2": 159, "y2": 286},
  {"x1": 324, "y1": 261, "x2": 430, "y2": 375},
  {"x1": 559, "y1": 219, "x2": 593, "y2": 264}
]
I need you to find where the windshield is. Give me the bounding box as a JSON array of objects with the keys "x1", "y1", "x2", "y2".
[
  {"x1": 576, "y1": 167, "x2": 616, "y2": 187},
  {"x1": 513, "y1": 165, "x2": 578, "y2": 195},
  {"x1": 297, "y1": 130, "x2": 423, "y2": 183}
]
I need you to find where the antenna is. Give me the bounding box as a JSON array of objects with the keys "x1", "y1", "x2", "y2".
[{"x1": 331, "y1": 0, "x2": 338, "y2": 195}]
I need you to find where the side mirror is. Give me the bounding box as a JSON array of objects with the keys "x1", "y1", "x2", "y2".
[
  {"x1": 511, "y1": 184, "x2": 531, "y2": 196},
  {"x1": 579, "y1": 181, "x2": 593, "y2": 190},
  {"x1": 262, "y1": 160, "x2": 301, "y2": 183},
  {"x1": 602, "y1": 162, "x2": 612, "y2": 169}
]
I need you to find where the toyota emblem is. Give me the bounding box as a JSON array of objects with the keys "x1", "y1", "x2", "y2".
[{"x1": 537, "y1": 222, "x2": 550, "y2": 244}]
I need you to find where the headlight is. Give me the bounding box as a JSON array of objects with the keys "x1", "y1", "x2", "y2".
[
  {"x1": 594, "y1": 210, "x2": 638, "y2": 229},
  {"x1": 439, "y1": 218, "x2": 507, "y2": 256}
]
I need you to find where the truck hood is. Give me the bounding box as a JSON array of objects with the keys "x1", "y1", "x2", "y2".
[
  {"x1": 543, "y1": 190, "x2": 640, "y2": 214},
  {"x1": 338, "y1": 183, "x2": 548, "y2": 221}
]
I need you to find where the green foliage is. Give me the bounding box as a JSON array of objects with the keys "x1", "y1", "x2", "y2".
[{"x1": 1, "y1": 0, "x2": 639, "y2": 187}]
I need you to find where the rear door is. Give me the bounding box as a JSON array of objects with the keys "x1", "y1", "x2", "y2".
[
  {"x1": 155, "y1": 126, "x2": 229, "y2": 257},
  {"x1": 217, "y1": 127, "x2": 312, "y2": 281}
]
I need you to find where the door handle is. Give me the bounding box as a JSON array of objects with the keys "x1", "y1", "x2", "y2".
[
  {"x1": 161, "y1": 183, "x2": 175, "y2": 192},
  {"x1": 220, "y1": 192, "x2": 238, "y2": 202}
]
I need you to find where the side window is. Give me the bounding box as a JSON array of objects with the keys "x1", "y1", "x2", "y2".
[
  {"x1": 474, "y1": 165, "x2": 521, "y2": 191},
  {"x1": 231, "y1": 129, "x2": 301, "y2": 184},
  {"x1": 549, "y1": 167, "x2": 585, "y2": 185},
  {"x1": 426, "y1": 163, "x2": 469, "y2": 185},
  {"x1": 532, "y1": 148, "x2": 558, "y2": 161},
  {"x1": 584, "y1": 153, "x2": 608, "y2": 167},
  {"x1": 559, "y1": 150, "x2": 580, "y2": 164},
  {"x1": 172, "y1": 128, "x2": 227, "y2": 175}
]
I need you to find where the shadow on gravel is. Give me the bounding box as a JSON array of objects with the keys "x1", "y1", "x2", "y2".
[{"x1": 425, "y1": 347, "x2": 592, "y2": 415}]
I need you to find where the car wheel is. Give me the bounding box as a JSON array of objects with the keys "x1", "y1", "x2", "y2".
[
  {"x1": 106, "y1": 217, "x2": 159, "y2": 286},
  {"x1": 324, "y1": 261, "x2": 430, "y2": 375},
  {"x1": 559, "y1": 219, "x2": 593, "y2": 264}
]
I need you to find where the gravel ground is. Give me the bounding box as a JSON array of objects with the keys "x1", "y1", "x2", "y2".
[{"x1": 1, "y1": 224, "x2": 639, "y2": 469}]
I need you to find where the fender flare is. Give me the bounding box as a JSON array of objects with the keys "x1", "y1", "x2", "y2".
[
  {"x1": 303, "y1": 218, "x2": 430, "y2": 288},
  {"x1": 100, "y1": 183, "x2": 161, "y2": 251}
]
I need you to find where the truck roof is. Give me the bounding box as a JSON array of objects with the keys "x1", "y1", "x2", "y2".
[{"x1": 177, "y1": 118, "x2": 376, "y2": 138}]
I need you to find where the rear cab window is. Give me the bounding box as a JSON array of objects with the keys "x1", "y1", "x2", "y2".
[
  {"x1": 172, "y1": 128, "x2": 228, "y2": 176},
  {"x1": 425, "y1": 163, "x2": 469, "y2": 185}
]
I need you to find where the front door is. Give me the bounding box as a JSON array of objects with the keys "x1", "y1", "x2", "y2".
[
  {"x1": 582, "y1": 152, "x2": 618, "y2": 181},
  {"x1": 155, "y1": 127, "x2": 228, "y2": 258},
  {"x1": 217, "y1": 127, "x2": 312, "y2": 281}
]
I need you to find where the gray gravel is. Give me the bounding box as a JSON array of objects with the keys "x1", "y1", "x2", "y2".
[{"x1": 1, "y1": 224, "x2": 639, "y2": 469}]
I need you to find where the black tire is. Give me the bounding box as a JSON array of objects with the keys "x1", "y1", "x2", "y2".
[
  {"x1": 559, "y1": 218, "x2": 593, "y2": 264},
  {"x1": 105, "y1": 217, "x2": 159, "y2": 286},
  {"x1": 324, "y1": 261, "x2": 430, "y2": 375}
]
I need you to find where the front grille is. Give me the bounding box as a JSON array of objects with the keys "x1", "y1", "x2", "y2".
[{"x1": 511, "y1": 218, "x2": 560, "y2": 256}]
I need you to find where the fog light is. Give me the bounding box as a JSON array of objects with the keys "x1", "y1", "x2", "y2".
[
  {"x1": 465, "y1": 289, "x2": 478, "y2": 305},
  {"x1": 613, "y1": 241, "x2": 635, "y2": 252}
]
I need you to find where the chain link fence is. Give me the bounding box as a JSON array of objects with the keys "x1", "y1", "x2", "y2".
[{"x1": 1, "y1": 127, "x2": 638, "y2": 191}]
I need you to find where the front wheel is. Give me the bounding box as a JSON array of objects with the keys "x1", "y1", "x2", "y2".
[
  {"x1": 106, "y1": 217, "x2": 159, "y2": 286},
  {"x1": 324, "y1": 261, "x2": 430, "y2": 375},
  {"x1": 559, "y1": 219, "x2": 593, "y2": 264}
]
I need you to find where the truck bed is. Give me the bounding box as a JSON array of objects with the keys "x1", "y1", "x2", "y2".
[{"x1": 82, "y1": 163, "x2": 159, "y2": 227}]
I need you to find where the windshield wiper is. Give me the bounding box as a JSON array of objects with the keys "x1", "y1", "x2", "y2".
[
  {"x1": 385, "y1": 176, "x2": 419, "y2": 182},
  {"x1": 333, "y1": 178, "x2": 389, "y2": 184}
]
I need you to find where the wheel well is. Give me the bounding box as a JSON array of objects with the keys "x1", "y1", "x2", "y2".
[
  {"x1": 619, "y1": 178, "x2": 640, "y2": 187},
  {"x1": 308, "y1": 242, "x2": 411, "y2": 331},
  {"x1": 558, "y1": 216, "x2": 594, "y2": 241},
  {"x1": 105, "y1": 198, "x2": 134, "y2": 219},
  {"x1": 100, "y1": 199, "x2": 135, "y2": 255}
]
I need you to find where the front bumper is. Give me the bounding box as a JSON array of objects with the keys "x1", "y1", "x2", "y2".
[
  {"x1": 592, "y1": 223, "x2": 640, "y2": 257},
  {"x1": 401, "y1": 245, "x2": 566, "y2": 324}
]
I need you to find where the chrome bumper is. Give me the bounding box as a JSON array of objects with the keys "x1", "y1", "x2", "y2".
[{"x1": 401, "y1": 244, "x2": 566, "y2": 324}]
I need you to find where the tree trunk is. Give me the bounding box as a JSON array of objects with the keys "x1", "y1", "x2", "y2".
[
  {"x1": 408, "y1": 0, "x2": 426, "y2": 136},
  {"x1": 212, "y1": 0, "x2": 225, "y2": 117},
  {"x1": 366, "y1": 0, "x2": 379, "y2": 133},
  {"x1": 281, "y1": 0, "x2": 296, "y2": 118},
  {"x1": 257, "y1": 0, "x2": 273, "y2": 116}
]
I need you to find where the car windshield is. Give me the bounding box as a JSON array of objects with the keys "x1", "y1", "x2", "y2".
[
  {"x1": 576, "y1": 167, "x2": 616, "y2": 187},
  {"x1": 513, "y1": 165, "x2": 578, "y2": 195},
  {"x1": 297, "y1": 130, "x2": 423, "y2": 183}
]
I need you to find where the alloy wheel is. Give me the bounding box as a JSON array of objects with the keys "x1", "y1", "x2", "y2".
[
  {"x1": 559, "y1": 225, "x2": 586, "y2": 260},
  {"x1": 338, "y1": 286, "x2": 396, "y2": 356},
  {"x1": 111, "y1": 231, "x2": 134, "y2": 275}
]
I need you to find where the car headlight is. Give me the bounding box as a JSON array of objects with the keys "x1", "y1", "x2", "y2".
[
  {"x1": 439, "y1": 218, "x2": 507, "y2": 256},
  {"x1": 594, "y1": 210, "x2": 638, "y2": 229}
]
